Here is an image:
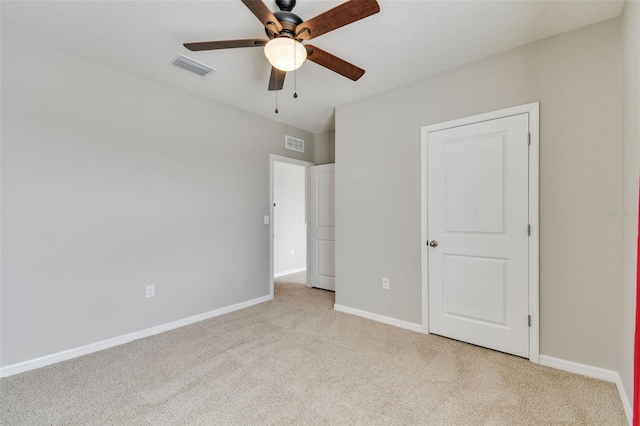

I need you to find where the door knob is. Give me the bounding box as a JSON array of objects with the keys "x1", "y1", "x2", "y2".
[{"x1": 429, "y1": 240, "x2": 438, "y2": 247}]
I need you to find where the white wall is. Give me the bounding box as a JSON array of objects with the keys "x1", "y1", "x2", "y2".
[
  {"x1": 314, "y1": 130, "x2": 335, "y2": 165},
  {"x1": 0, "y1": 32, "x2": 314, "y2": 367},
  {"x1": 620, "y1": 0, "x2": 640, "y2": 411},
  {"x1": 335, "y1": 19, "x2": 622, "y2": 371},
  {"x1": 273, "y1": 162, "x2": 307, "y2": 276}
]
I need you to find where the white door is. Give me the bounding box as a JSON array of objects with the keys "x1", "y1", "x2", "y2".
[
  {"x1": 426, "y1": 113, "x2": 530, "y2": 357},
  {"x1": 309, "y1": 164, "x2": 335, "y2": 291}
]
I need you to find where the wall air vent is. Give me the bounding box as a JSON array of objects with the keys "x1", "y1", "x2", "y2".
[
  {"x1": 285, "y1": 136, "x2": 304, "y2": 153},
  {"x1": 171, "y1": 54, "x2": 215, "y2": 77}
]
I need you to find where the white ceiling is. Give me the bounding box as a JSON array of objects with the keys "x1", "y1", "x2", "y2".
[{"x1": 1, "y1": 0, "x2": 624, "y2": 134}]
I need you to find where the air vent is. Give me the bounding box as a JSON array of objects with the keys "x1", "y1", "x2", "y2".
[
  {"x1": 285, "y1": 136, "x2": 304, "y2": 153},
  {"x1": 171, "y1": 54, "x2": 215, "y2": 77}
]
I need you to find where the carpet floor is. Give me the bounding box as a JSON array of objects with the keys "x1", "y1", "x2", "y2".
[{"x1": 0, "y1": 275, "x2": 627, "y2": 425}]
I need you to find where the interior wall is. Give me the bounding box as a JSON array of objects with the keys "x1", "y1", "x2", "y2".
[
  {"x1": 273, "y1": 161, "x2": 307, "y2": 276},
  {"x1": 620, "y1": 0, "x2": 640, "y2": 410},
  {"x1": 335, "y1": 19, "x2": 622, "y2": 370},
  {"x1": 314, "y1": 130, "x2": 336, "y2": 165},
  {"x1": 0, "y1": 32, "x2": 314, "y2": 367}
]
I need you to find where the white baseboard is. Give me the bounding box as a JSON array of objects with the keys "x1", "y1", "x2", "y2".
[
  {"x1": 333, "y1": 304, "x2": 422, "y2": 333},
  {"x1": 0, "y1": 294, "x2": 273, "y2": 378},
  {"x1": 539, "y1": 355, "x2": 632, "y2": 425},
  {"x1": 274, "y1": 267, "x2": 306, "y2": 278},
  {"x1": 617, "y1": 378, "x2": 632, "y2": 426}
]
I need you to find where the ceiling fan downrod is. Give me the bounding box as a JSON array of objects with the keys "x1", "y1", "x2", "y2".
[{"x1": 276, "y1": 0, "x2": 296, "y2": 12}]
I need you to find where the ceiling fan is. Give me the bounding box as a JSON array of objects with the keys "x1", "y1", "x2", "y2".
[{"x1": 183, "y1": 0, "x2": 380, "y2": 91}]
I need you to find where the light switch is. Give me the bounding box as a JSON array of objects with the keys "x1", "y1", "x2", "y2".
[{"x1": 264, "y1": 215, "x2": 270, "y2": 225}]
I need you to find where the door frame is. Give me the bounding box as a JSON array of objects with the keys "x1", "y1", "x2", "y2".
[
  {"x1": 420, "y1": 102, "x2": 540, "y2": 363},
  {"x1": 269, "y1": 154, "x2": 314, "y2": 298}
]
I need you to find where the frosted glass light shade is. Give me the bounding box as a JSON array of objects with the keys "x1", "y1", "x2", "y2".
[{"x1": 264, "y1": 38, "x2": 307, "y2": 71}]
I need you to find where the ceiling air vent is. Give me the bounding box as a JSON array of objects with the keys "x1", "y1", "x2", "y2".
[
  {"x1": 285, "y1": 136, "x2": 304, "y2": 153},
  {"x1": 171, "y1": 54, "x2": 215, "y2": 77}
]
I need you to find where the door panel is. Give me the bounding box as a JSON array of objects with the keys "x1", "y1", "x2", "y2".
[
  {"x1": 443, "y1": 254, "x2": 507, "y2": 325},
  {"x1": 317, "y1": 240, "x2": 335, "y2": 278},
  {"x1": 444, "y1": 134, "x2": 506, "y2": 234},
  {"x1": 427, "y1": 113, "x2": 529, "y2": 358},
  {"x1": 309, "y1": 164, "x2": 335, "y2": 291}
]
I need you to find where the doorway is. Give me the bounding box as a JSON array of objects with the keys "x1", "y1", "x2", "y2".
[
  {"x1": 420, "y1": 103, "x2": 539, "y2": 362},
  {"x1": 273, "y1": 161, "x2": 308, "y2": 278},
  {"x1": 269, "y1": 155, "x2": 314, "y2": 298}
]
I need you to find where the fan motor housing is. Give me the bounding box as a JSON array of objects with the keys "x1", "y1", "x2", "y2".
[{"x1": 266, "y1": 11, "x2": 303, "y2": 39}]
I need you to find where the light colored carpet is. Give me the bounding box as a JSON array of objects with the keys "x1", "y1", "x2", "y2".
[
  {"x1": 274, "y1": 271, "x2": 307, "y2": 285},
  {"x1": 0, "y1": 279, "x2": 627, "y2": 425}
]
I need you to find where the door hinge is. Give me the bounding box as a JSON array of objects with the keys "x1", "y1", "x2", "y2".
[
  {"x1": 528, "y1": 315, "x2": 532, "y2": 327},
  {"x1": 528, "y1": 224, "x2": 531, "y2": 236},
  {"x1": 528, "y1": 133, "x2": 531, "y2": 146}
]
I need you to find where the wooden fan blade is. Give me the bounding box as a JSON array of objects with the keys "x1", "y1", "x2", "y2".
[
  {"x1": 268, "y1": 67, "x2": 286, "y2": 91},
  {"x1": 305, "y1": 45, "x2": 365, "y2": 81},
  {"x1": 295, "y1": 0, "x2": 379, "y2": 40},
  {"x1": 241, "y1": 0, "x2": 282, "y2": 33},
  {"x1": 183, "y1": 39, "x2": 268, "y2": 51}
]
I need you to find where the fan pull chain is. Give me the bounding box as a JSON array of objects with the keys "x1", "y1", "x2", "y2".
[
  {"x1": 275, "y1": 71, "x2": 279, "y2": 114},
  {"x1": 293, "y1": 42, "x2": 298, "y2": 99}
]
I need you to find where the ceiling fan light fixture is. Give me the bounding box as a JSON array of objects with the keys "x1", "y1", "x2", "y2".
[{"x1": 264, "y1": 37, "x2": 306, "y2": 71}]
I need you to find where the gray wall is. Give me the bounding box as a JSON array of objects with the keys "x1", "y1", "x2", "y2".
[
  {"x1": 1, "y1": 33, "x2": 314, "y2": 367},
  {"x1": 620, "y1": 0, "x2": 640, "y2": 408},
  {"x1": 314, "y1": 130, "x2": 336, "y2": 165},
  {"x1": 335, "y1": 19, "x2": 622, "y2": 371},
  {"x1": 273, "y1": 162, "x2": 307, "y2": 275}
]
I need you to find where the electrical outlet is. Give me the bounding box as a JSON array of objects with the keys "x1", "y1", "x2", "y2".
[
  {"x1": 382, "y1": 277, "x2": 390, "y2": 290},
  {"x1": 291, "y1": 249, "x2": 295, "y2": 256},
  {"x1": 146, "y1": 285, "x2": 155, "y2": 298}
]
